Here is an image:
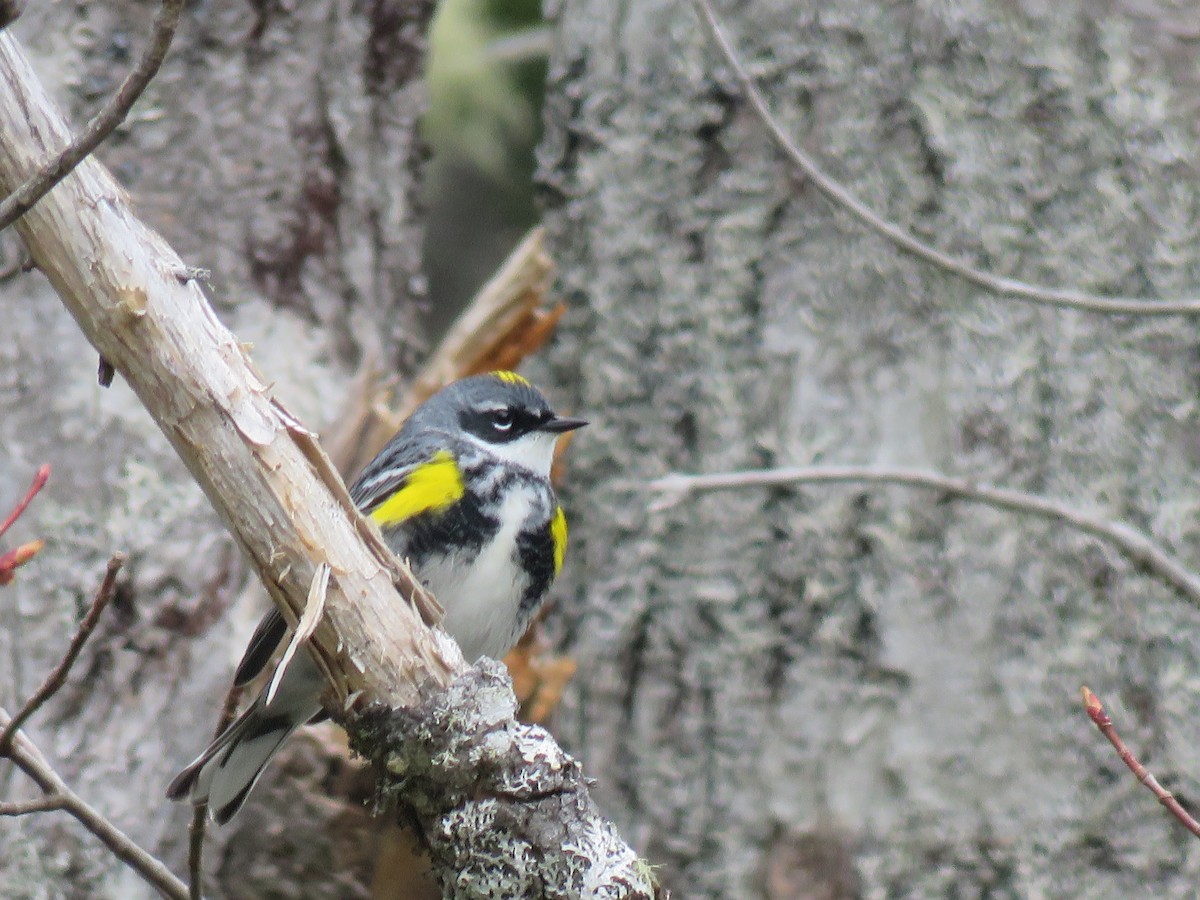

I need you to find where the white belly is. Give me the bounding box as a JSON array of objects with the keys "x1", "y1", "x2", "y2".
[{"x1": 420, "y1": 485, "x2": 536, "y2": 661}]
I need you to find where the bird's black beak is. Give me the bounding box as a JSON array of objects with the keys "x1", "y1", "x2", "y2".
[{"x1": 541, "y1": 415, "x2": 588, "y2": 434}]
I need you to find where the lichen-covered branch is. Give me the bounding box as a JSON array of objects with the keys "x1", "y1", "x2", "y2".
[{"x1": 348, "y1": 661, "x2": 661, "y2": 899}]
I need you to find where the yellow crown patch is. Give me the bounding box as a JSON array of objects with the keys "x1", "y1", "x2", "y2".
[{"x1": 492, "y1": 370, "x2": 531, "y2": 387}]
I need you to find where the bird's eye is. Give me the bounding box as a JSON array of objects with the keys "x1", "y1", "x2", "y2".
[{"x1": 492, "y1": 409, "x2": 514, "y2": 432}]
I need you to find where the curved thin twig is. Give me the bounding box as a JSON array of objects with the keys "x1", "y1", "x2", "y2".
[
  {"x1": 651, "y1": 465, "x2": 1200, "y2": 607},
  {"x1": 692, "y1": 0, "x2": 1200, "y2": 317},
  {"x1": 1082, "y1": 687, "x2": 1200, "y2": 840},
  {"x1": 0, "y1": 0, "x2": 185, "y2": 231}
]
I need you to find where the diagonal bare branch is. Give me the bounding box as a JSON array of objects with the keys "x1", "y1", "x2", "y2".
[
  {"x1": 0, "y1": 29, "x2": 659, "y2": 899},
  {"x1": 0, "y1": 28, "x2": 460, "y2": 712}
]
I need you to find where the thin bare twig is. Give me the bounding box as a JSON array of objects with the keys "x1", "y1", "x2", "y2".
[
  {"x1": 0, "y1": 462, "x2": 48, "y2": 538},
  {"x1": 0, "y1": 713, "x2": 189, "y2": 899},
  {"x1": 652, "y1": 465, "x2": 1200, "y2": 607},
  {"x1": 0, "y1": 553, "x2": 125, "y2": 753},
  {"x1": 691, "y1": 0, "x2": 1200, "y2": 317},
  {"x1": 1081, "y1": 686, "x2": 1200, "y2": 840},
  {"x1": 187, "y1": 681, "x2": 245, "y2": 900},
  {"x1": 0, "y1": 0, "x2": 185, "y2": 231},
  {"x1": 185, "y1": 791, "x2": 206, "y2": 899},
  {"x1": 0, "y1": 794, "x2": 67, "y2": 815},
  {"x1": 185, "y1": 789, "x2": 206, "y2": 900}
]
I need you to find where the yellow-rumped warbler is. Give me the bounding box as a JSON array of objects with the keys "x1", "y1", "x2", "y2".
[{"x1": 166, "y1": 372, "x2": 586, "y2": 823}]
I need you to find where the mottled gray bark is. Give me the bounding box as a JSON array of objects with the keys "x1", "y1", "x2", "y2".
[
  {"x1": 0, "y1": 1, "x2": 434, "y2": 898},
  {"x1": 539, "y1": 1, "x2": 1200, "y2": 897}
]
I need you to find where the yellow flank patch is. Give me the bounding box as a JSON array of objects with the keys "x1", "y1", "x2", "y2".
[
  {"x1": 369, "y1": 451, "x2": 465, "y2": 527},
  {"x1": 550, "y1": 506, "x2": 568, "y2": 575},
  {"x1": 492, "y1": 370, "x2": 530, "y2": 387}
]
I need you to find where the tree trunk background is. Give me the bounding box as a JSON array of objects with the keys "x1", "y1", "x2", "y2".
[
  {"x1": 538, "y1": 0, "x2": 1200, "y2": 897},
  {"x1": 7, "y1": 0, "x2": 1200, "y2": 899},
  {"x1": 0, "y1": 1, "x2": 435, "y2": 897}
]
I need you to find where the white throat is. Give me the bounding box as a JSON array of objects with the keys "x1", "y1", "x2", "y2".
[{"x1": 472, "y1": 431, "x2": 559, "y2": 477}]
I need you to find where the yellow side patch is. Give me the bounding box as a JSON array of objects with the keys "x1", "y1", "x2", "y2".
[
  {"x1": 550, "y1": 506, "x2": 568, "y2": 575},
  {"x1": 369, "y1": 451, "x2": 465, "y2": 527},
  {"x1": 492, "y1": 370, "x2": 530, "y2": 387}
]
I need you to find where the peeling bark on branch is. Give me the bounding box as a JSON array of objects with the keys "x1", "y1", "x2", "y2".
[
  {"x1": 0, "y1": 29, "x2": 456, "y2": 711},
  {"x1": 0, "y1": 29, "x2": 655, "y2": 900}
]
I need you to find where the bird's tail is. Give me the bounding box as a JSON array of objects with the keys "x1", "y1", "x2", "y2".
[{"x1": 166, "y1": 658, "x2": 323, "y2": 824}]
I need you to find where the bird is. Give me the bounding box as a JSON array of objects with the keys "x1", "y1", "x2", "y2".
[{"x1": 166, "y1": 371, "x2": 586, "y2": 824}]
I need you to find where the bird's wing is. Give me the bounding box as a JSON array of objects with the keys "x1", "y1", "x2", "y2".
[
  {"x1": 347, "y1": 432, "x2": 443, "y2": 511},
  {"x1": 230, "y1": 439, "x2": 455, "y2": 686},
  {"x1": 349, "y1": 435, "x2": 466, "y2": 527},
  {"x1": 233, "y1": 607, "x2": 288, "y2": 687}
]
